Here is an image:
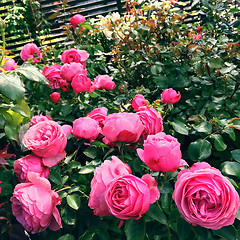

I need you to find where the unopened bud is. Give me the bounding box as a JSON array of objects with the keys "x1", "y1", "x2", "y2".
[{"x1": 0, "y1": 17, "x2": 5, "y2": 30}]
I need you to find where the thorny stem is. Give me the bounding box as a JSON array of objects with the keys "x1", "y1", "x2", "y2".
[
  {"x1": 229, "y1": 82, "x2": 240, "y2": 99},
  {"x1": 56, "y1": 186, "x2": 89, "y2": 199},
  {"x1": 0, "y1": 22, "x2": 5, "y2": 66},
  {"x1": 203, "y1": 125, "x2": 231, "y2": 140}
]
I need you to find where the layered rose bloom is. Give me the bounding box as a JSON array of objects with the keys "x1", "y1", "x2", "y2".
[
  {"x1": 137, "y1": 132, "x2": 187, "y2": 172},
  {"x1": 88, "y1": 156, "x2": 132, "y2": 217},
  {"x1": 14, "y1": 155, "x2": 49, "y2": 183},
  {"x1": 161, "y1": 88, "x2": 181, "y2": 104},
  {"x1": 86, "y1": 107, "x2": 108, "y2": 127},
  {"x1": 106, "y1": 174, "x2": 158, "y2": 220},
  {"x1": 102, "y1": 112, "x2": 144, "y2": 143},
  {"x1": 88, "y1": 156, "x2": 160, "y2": 219},
  {"x1": 61, "y1": 62, "x2": 87, "y2": 82},
  {"x1": 137, "y1": 106, "x2": 163, "y2": 140},
  {"x1": 11, "y1": 173, "x2": 62, "y2": 234},
  {"x1": 132, "y1": 94, "x2": 148, "y2": 112},
  {"x1": 70, "y1": 14, "x2": 86, "y2": 29},
  {"x1": 42, "y1": 64, "x2": 66, "y2": 89},
  {"x1": 173, "y1": 162, "x2": 239, "y2": 230},
  {"x1": 72, "y1": 117, "x2": 100, "y2": 142},
  {"x1": 29, "y1": 115, "x2": 52, "y2": 127},
  {"x1": 22, "y1": 121, "x2": 67, "y2": 167},
  {"x1": 20, "y1": 43, "x2": 42, "y2": 64},
  {"x1": 90, "y1": 75, "x2": 116, "y2": 92},
  {"x1": 61, "y1": 49, "x2": 89, "y2": 68},
  {"x1": 71, "y1": 74, "x2": 91, "y2": 93}
]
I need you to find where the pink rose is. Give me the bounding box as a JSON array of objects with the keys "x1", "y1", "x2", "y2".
[
  {"x1": 161, "y1": 88, "x2": 181, "y2": 104},
  {"x1": 106, "y1": 174, "x2": 151, "y2": 220},
  {"x1": 72, "y1": 117, "x2": 100, "y2": 142},
  {"x1": 14, "y1": 155, "x2": 49, "y2": 183},
  {"x1": 90, "y1": 75, "x2": 116, "y2": 92},
  {"x1": 22, "y1": 121, "x2": 67, "y2": 167},
  {"x1": 29, "y1": 115, "x2": 52, "y2": 127},
  {"x1": 11, "y1": 173, "x2": 62, "y2": 233},
  {"x1": 137, "y1": 132, "x2": 187, "y2": 172},
  {"x1": 86, "y1": 107, "x2": 108, "y2": 127},
  {"x1": 42, "y1": 64, "x2": 66, "y2": 89},
  {"x1": 132, "y1": 94, "x2": 148, "y2": 111},
  {"x1": 61, "y1": 62, "x2": 87, "y2": 82},
  {"x1": 71, "y1": 74, "x2": 91, "y2": 93},
  {"x1": 70, "y1": 14, "x2": 86, "y2": 29},
  {"x1": 50, "y1": 92, "x2": 60, "y2": 103},
  {"x1": 172, "y1": 162, "x2": 239, "y2": 230},
  {"x1": 102, "y1": 112, "x2": 144, "y2": 143},
  {"x1": 61, "y1": 49, "x2": 89, "y2": 68},
  {"x1": 137, "y1": 106, "x2": 163, "y2": 140},
  {"x1": 20, "y1": 43, "x2": 42, "y2": 64},
  {"x1": 3, "y1": 59, "x2": 17, "y2": 71},
  {"x1": 88, "y1": 156, "x2": 132, "y2": 217}
]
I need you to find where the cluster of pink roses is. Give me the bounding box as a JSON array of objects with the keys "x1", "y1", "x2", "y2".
[
  {"x1": 11, "y1": 115, "x2": 72, "y2": 233},
  {"x1": 42, "y1": 48, "x2": 116, "y2": 103},
  {"x1": 88, "y1": 156, "x2": 160, "y2": 220}
]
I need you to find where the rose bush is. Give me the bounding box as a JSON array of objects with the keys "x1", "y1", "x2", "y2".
[{"x1": 1, "y1": 0, "x2": 240, "y2": 239}]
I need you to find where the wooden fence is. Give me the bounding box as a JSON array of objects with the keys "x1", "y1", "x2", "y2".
[{"x1": 0, "y1": 0, "x2": 125, "y2": 59}]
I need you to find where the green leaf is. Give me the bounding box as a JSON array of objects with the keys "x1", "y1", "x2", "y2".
[
  {"x1": 0, "y1": 182, "x2": 13, "y2": 196},
  {"x1": 61, "y1": 207, "x2": 77, "y2": 225},
  {"x1": 0, "y1": 170, "x2": 13, "y2": 182},
  {"x1": 188, "y1": 139, "x2": 212, "y2": 161},
  {"x1": 78, "y1": 165, "x2": 96, "y2": 174},
  {"x1": 213, "y1": 225, "x2": 237, "y2": 240},
  {"x1": 210, "y1": 134, "x2": 227, "y2": 151},
  {"x1": 193, "y1": 121, "x2": 212, "y2": 134},
  {"x1": 49, "y1": 171, "x2": 62, "y2": 186},
  {"x1": 16, "y1": 63, "x2": 48, "y2": 84},
  {"x1": 223, "y1": 128, "x2": 236, "y2": 141},
  {"x1": 66, "y1": 194, "x2": 81, "y2": 210},
  {"x1": 208, "y1": 58, "x2": 223, "y2": 69},
  {"x1": 125, "y1": 218, "x2": 146, "y2": 240},
  {"x1": 4, "y1": 124, "x2": 19, "y2": 142},
  {"x1": 145, "y1": 204, "x2": 167, "y2": 225},
  {"x1": 171, "y1": 120, "x2": 189, "y2": 135},
  {"x1": 83, "y1": 147, "x2": 97, "y2": 159},
  {"x1": 0, "y1": 73, "x2": 25, "y2": 101},
  {"x1": 58, "y1": 234, "x2": 75, "y2": 240},
  {"x1": 231, "y1": 149, "x2": 240, "y2": 162},
  {"x1": 221, "y1": 161, "x2": 240, "y2": 178},
  {"x1": 60, "y1": 105, "x2": 72, "y2": 117},
  {"x1": 177, "y1": 217, "x2": 192, "y2": 240},
  {"x1": 78, "y1": 231, "x2": 95, "y2": 240},
  {"x1": 0, "y1": 114, "x2": 6, "y2": 128}
]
